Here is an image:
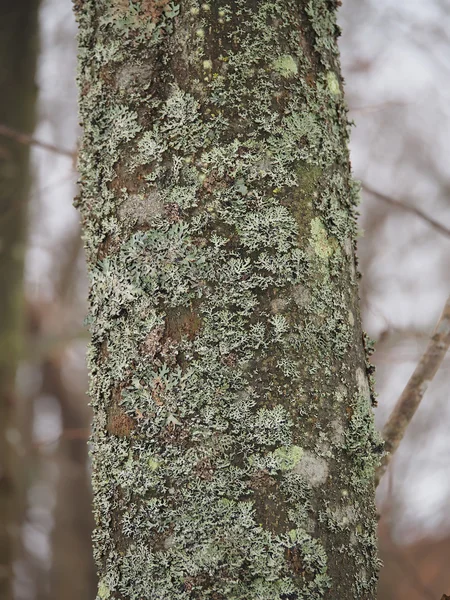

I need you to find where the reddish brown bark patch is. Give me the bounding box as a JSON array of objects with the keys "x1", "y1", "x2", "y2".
[
  {"x1": 112, "y1": 0, "x2": 171, "y2": 23},
  {"x1": 107, "y1": 385, "x2": 135, "y2": 437},
  {"x1": 107, "y1": 409, "x2": 135, "y2": 438},
  {"x1": 140, "y1": 0, "x2": 171, "y2": 22}
]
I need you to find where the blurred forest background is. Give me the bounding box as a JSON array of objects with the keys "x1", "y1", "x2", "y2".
[{"x1": 1, "y1": 0, "x2": 449, "y2": 599}]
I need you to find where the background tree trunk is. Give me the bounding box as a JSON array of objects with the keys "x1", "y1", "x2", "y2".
[
  {"x1": 44, "y1": 355, "x2": 97, "y2": 600},
  {"x1": 74, "y1": 1, "x2": 381, "y2": 598},
  {"x1": 0, "y1": 3, "x2": 39, "y2": 598}
]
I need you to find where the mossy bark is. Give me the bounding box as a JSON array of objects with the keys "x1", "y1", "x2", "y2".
[
  {"x1": 0, "y1": 3, "x2": 39, "y2": 598},
  {"x1": 74, "y1": 1, "x2": 381, "y2": 598}
]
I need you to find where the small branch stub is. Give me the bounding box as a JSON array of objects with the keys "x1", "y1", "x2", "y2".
[
  {"x1": 0, "y1": 123, "x2": 75, "y2": 158},
  {"x1": 363, "y1": 183, "x2": 450, "y2": 239}
]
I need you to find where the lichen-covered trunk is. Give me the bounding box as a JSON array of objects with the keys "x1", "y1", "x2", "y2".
[
  {"x1": 75, "y1": 1, "x2": 381, "y2": 598},
  {"x1": 0, "y1": 3, "x2": 39, "y2": 598}
]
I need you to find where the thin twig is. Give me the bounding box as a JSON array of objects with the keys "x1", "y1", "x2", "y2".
[
  {"x1": 0, "y1": 123, "x2": 75, "y2": 158},
  {"x1": 376, "y1": 294, "x2": 450, "y2": 485},
  {"x1": 348, "y1": 101, "x2": 409, "y2": 114},
  {"x1": 33, "y1": 428, "x2": 90, "y2": 448},
  {"x1": 362, "y1": 182, "x2": 450, "y2": 239}
]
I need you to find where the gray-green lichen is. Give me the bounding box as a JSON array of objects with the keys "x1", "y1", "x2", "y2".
[{"x1": 74, "y1": 0, "x2": 380, "y2": 598}]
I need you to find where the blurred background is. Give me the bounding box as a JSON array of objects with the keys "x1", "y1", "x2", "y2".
[{"x1": 0, "y1": 0, "x2": 449, "y2": 598}]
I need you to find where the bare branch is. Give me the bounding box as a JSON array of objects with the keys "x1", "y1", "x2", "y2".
[
  {"x1": 376, "y1": 294, "x2": 450, "y2": 485},
  {"x1": 362, "y1": 182, "x2": 450, "y2": 239},
  {"x1": 0, "y1": 123, "x2": 75, "y2": 158}
]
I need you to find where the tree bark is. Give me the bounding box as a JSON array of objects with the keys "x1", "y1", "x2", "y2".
[
  {"x1": 74, "y1": 1, "x2": 381, "y2": 598},
  {"x1": 0, "y1": 3, "x2": 39, "y2": 598}
]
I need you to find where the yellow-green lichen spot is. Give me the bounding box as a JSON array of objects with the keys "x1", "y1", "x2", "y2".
[
  {"x1": 272, "y1": 55, "x2": 298, "y2": 78},
  {"x1": 147, "y1": 457, "x2": 160, "y2": 471},
  {"x1": 326, "y1": 71, "x2": 341, "y2": 96},
  {"x1": 310, "y1": 217, "x2": 334, "y2": 260},
  {"x1": 97, "y1": 579, "x2": 110, "y2": 599},
  {"x1": 274, "y1": 445, "x2": 303, "y2": 470}
]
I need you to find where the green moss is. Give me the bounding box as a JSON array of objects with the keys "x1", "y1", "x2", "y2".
[{"x1": 297, "y1": 163, "x2": 323, "y2": 196}]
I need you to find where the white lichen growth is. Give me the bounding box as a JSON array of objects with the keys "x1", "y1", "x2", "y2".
[
  {"x1": 356, "y1": 367, "x2": 371, "y2": 403},
  {"x1": 118, "y1": 192, "x2": 164, "y2": 225},
  {"x1": 293, "y1": 450, "x2": 329, "y2": 487}
]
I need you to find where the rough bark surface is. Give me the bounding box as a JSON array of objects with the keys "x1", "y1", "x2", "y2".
[
  {"x1": 74, "y1": 1, "x2": 381, "y2": 598},
  {"x1": 0, "y1": 3, "x2": 39, "y2": 598}
]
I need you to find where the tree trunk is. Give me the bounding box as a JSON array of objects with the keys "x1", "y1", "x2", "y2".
[
  {"x1": 37, "y1": 353, "x2": 95, "y2": 600},
  {"x1": 74, "y1": 1, "x2": 381, "y2": 598},
  {"x1": 0, "y1": 3, "x2": 39, "y2": 598}
]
